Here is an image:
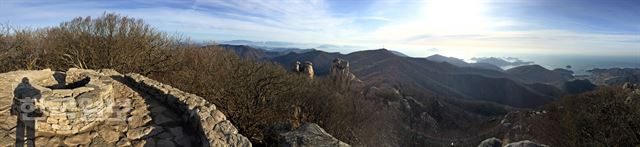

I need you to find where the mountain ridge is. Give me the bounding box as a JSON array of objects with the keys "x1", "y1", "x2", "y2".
[
  {"x1": 426, "y1": 54, "x2": 503, "y2": 71},
  {"x1": 268, "y1": 48, "x2": 559, "y2": 108}
]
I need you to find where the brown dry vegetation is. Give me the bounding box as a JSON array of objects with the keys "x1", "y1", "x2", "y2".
[
  {"x1": 150, "y1": 47, "x2": 402, "y2": 145},
  {"x1": 504, "y1": 87, "x2": 640, "y2": 146},
  {"x1": 0, "y1": 13, "x2": 399, "y2": 146},
  {"x1": 0, "y1": 13, "x2": 181, "y2": 74}
]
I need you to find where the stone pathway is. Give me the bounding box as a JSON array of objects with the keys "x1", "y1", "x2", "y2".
[
  {"x1": 138, "y1": 89, "x2": 196, "y2": 147},
  {"x1": 98, "y1": 74, "x2": 199, "y2": 147}
]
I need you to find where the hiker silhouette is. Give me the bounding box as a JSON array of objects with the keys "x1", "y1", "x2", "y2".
[{"x1": 11, "y1": 78, "x2": 42, "y2": 147}]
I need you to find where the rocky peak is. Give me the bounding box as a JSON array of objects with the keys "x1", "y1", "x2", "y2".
[
  {"x1": 330, "y1": 58, "x2": 359, "y2": 83},
  {"x1": 304, "y1": 61, "x2": 314, "y2": 79},
  {"x1": 291, "y1": 61, "x2": 315, "y2": 79},
  {"x1": 292, "y1": 61, "x2": 301, "y2": 73},
  {"x1": 330, "y1": 58, "x2": 349, "y2": 77}
]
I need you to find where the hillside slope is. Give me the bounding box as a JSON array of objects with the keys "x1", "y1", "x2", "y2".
[
  {"x1": 506, "y1": 65, "x2": 571, "y2": 84},
  {"x1": 499, "y1": 86, "x2": 640, "y2": 146},
  {"x1": 426, "y1": 54, "x2": 503, "y2": 71},
  {"x1": 272, "y1": 49, "x2": 558, "y2": 108}
]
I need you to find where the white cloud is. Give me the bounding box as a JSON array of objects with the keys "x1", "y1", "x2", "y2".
[
  {"x1": 186, "y1": 0, "x2": 357, "y2": 42},
  {"x1": 0, "y1": 0, "x2": 359, "y2": 44},
  {"x1": 334, "y1": 0, "x2": 640, "y2": 58},
  {"x1": 1, "y1": 0, "x2": 638, "y2": 58}
]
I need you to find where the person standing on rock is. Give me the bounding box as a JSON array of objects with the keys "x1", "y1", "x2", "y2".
[{"x1": 11, "y1": 78, "x2": 42, "y2": 147}]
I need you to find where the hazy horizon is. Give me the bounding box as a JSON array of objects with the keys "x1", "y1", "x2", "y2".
[{"x1": 1, "y1": 0, "x2": 639, "y2": 60}]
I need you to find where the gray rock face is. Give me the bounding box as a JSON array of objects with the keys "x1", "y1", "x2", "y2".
[
  {"x1": 623, "y1": 82, "x2": 635, "y2": 89},
  {"x1": 304, "y1": 61, "x2": 314, "y2": 79},
  {"x1": 291, "y1": 61, "x2": 315, "y2": 79},
  {"x1": 503, "y1": 140, "x2": 548, "y2": 147},
  {"x1": 0, "y1": 69, "x2": 251, "y2": 147},
  {"x1": 292, "y1": 61, "x2": 301, "y2": 73},
  {"x1": 275, "y1": 123, "x2": 350, "y2": 147},
  {"x1": 330, "y1": 58, "x2": 359, "y2": 83},
  {"x1": 477, "y1": 137, "x2": 501, "y2": 147}
]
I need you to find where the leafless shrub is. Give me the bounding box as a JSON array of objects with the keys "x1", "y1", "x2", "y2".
[
  {"x1": 0, "y1": 24, "x2": 44, "y2": 72},
  {"x1": 0, "y1": 12, "x2": 184, "y2": 74}
]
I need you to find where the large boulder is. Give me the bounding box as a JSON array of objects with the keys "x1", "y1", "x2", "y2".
[
  {"x1": 269, "y1": 123, "x2": 350, "y2": 147},
  {"x1": 329, "y1": 58, "x2": 360, "y2": 83},
  {"x1": 504, "y1": 140, "x2": 548, "y2": 147},
  {"x1": 477, "y1": 137, "x2": 502, "y2": 147},
  {"x1": 304, "y1": 61, "x2": 315, "y2": 79},
  {"x1": 291, "y1": 61, "x2": 315, "y2": 79}
]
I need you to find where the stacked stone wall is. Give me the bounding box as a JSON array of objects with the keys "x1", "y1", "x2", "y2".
[
  {"x1": 0, "y1": 69, "x2": 251, "y2": 146},
  {"x1": 123, "y1": 73, "x2": 251, "y2": 146}
]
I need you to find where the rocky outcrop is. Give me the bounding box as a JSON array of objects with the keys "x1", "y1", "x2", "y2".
[
  {"x1": 329, "y1": 58, "x2": 359, "y2": 83},
  {"x1": 623, "y1": 82, "x2": 636, "y2": 89},
  {"x1": 503, "y1": 140, "x2": 548, "y2": 147},
  {"x1": 269, "y1": 123, "x2": 350, "y2": 147},
  {"x1": 0, "y1": 69, "x2": 251, "y2": 146},
  {"x1": 304, "y1": 61, "x2": 314, "y2": 79},
  {"x1": 623, "y1": 82, "x2": 640, "y2": 104},
  {"x1": 477, "y1": 138, "x2": 547, "y2": 147},
  {"x1": 291, "y1": 61, "x2": 314, "y2": 79},
  {"x1": 292, "y1": 61, "x2": 301, "y2": 73},
  {"x1": 477, "y1": 137, "x2": 501, "y2": 147},
  {"x1": 330, "y1": 58, "x2": 350, "y2": 78}
]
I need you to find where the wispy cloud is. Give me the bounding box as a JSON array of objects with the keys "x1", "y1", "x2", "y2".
[
  {"x1": 1, "y1": 0, "x2": 638, "y2": 57},
  {"x1": 0, "y1": 0, "x2": 357, "y2": 43}
]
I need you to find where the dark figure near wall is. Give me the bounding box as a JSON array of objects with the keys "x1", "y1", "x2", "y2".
[{"x1": 11, "y1": 78, "x2": 42, "y2": 147}]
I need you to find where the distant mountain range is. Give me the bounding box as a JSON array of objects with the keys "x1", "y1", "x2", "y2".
[
  {"x1": 216, "y1": 44, "x2": 566, "y2": 108},
  {"x1": 471, "y1": 57, "x2": 534, "y2": 69},
  {"x1": 213, "y1": 44, "x2": 606, "y2": 109},
  {"x1": 426, "y1": 54, "x2": 503, "y2": 71},
  {"x1": 506, "y1": 65, "x2": 572, "y2": 84},
  {"x1": 213, "y1": 44, "x2": 316, "y2": 59},
  {"x1": 220, "y1": 40, "x2": 316, "y2": 48},
  {"x1": 219, "y1": 40, "x2": 364, "y2": 52}
]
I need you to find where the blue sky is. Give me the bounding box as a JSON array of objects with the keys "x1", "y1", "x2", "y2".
[{"x1": 1, "y1": 0, "x2": 638, "y2": 59}]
